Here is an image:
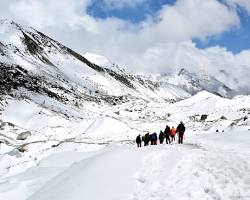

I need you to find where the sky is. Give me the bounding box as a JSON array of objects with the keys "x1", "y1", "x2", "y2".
[{"x1": 1, "y1": 0, "x2": 250, "y2": 82}]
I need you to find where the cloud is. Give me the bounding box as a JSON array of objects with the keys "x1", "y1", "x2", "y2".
[
  {"x1": 148, "y1": 0, "x2": 239, "y2": 41},
  {"x1": 0, "y1": 0, "x2": 92, "y2": 30},
  {"x1": 225, "y1": 0, "x2": 250, "y2": 13},
  {"x1": 103, "y1": 0, "x2": 148, "y2": 9},
  {"x1": 75, "y1": 0, "x2": 240, "y2": 71}
]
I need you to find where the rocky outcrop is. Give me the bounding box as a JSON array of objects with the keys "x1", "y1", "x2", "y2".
[{"x1": 16, "y1": 131, "x2": 31, "y2": 140}]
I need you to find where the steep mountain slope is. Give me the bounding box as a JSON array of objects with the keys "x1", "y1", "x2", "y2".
[{"x1": 0, "y1": 19, "x2": 192, "y2": 105}]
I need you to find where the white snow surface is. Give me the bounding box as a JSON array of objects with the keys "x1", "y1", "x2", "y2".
[
  {"x1": 0, "y1": 94, "x2": 249, "y2": 197},
  {"x1": 1, "y1": 129, "x2": 250, "y2": 200},
  {"x1": 83, "y1": 52, "x2": 113, "y2": 68},
  {"x1": 1, "y1": 91, "x2": 250, "y2": 200}
]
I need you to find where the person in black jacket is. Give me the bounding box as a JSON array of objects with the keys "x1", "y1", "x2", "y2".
[
  {"x1": 153, "y1": 132, "x2": 158, "y2": 145},
  {"x1": 159, "y1": 130, "x2": 164, "y2": 144},
  {"x1": 176, "y1": 122, "x2": 186, "y2": 144},
  {"x1": 136, "y1": 134, "x2": 142, "y2": 147},
  {"x1": 164, "y1": 125, "x2": 171, "y2": 144},
  {"x1": 144, "y1": 133, "x2": 150, "y2": 146}
]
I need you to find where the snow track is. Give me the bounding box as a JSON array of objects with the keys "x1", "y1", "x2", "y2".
[
  {"x1": 1, "y1": 130, "x2": 250, "y2": 200},
  {"x1": 133, "y1": 149, "x2": 250, "y2": 200},
  {"x1": 131, "y1": 132, "x2": 250, "y2": 200},
  {"x1": 28, "y1": 147, "x2": 151, "y2": 200}
]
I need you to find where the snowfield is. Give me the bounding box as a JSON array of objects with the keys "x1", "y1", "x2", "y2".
[
  {"x1": 1, "y1": 89, "x2": 250, "y2": 200},
  {"x1": 1, "y1": 129, "x2": 250, "y2": 200},
  {"x1": 1, "y1": 90, "x2": 250, "y2": 200}
]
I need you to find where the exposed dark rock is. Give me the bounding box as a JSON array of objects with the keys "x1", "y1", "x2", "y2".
[
  {"x1": 104, "y1": 68, "x2": 135, "y2": 89},
  {"x1": 17, "y1": 145, "x2": 28, "y2": 153},
  {"x1": 0, "y1": 42, "x2": 5, "y2": 56},
  {"x1": 21, "y1": 31, "x2": 43, "y2": 55},
  {"x1": 21, "y1": 31, "x2": 54, "y2": 66},
  {"x1": 0, "y1": 62, "x2": 67, "y2": 102},
  {"x1": 65, "y1": 47, "x2": 105, "y2": 72},
  {"x1": 220, "y1": 116, "x2": 227, "y2": 120},
  {"x1": 200, "y1": 114, "x2": 208, "y2": 121}
]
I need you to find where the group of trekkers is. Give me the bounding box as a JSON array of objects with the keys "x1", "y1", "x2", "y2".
[{"x1": 136, "y1": 121, "x2": 186, "y2": 147}]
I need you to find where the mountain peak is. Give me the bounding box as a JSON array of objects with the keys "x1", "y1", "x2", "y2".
[
  {"x1": 0, "y1": 19, "x2": 15, "y2": 25},
  {"x1": 177, "y1": 68, "x2": 189, "y2": 76},
  {"x1": 0, "y1": 19, "x2": 23, "y2": 31}
]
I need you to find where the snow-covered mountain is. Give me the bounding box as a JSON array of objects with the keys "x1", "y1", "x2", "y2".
[
  {"x1": 166, "y1": 68, "x2": 234, "y2": 97},
  {"x1": 0, "y1": 19, "x2": 249, "y2": 158},
  {"x1": 0, "y1": 19, "x2": 193, "y2": 105},
  {"x1": 0, "y1": 18, "x2": 249, "y2": 147},
  {"x1": 0, "y1": 19, "x2": 250, "y2": 200}
]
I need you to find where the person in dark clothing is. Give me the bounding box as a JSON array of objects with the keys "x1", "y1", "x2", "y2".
[
  {"x1": 176, "y1": 122, "x2": 186, "y2": 144},
  {"x1": 159, "y1": 130, "x2": 164, "y2": 144},
  {"x1": 144, "y1": 133, "x2": 150, "y2": 146},
  {"x1": 153, "y1": 132, "x2": 158, "y2": 145},
  {"x1": 136, "y1": 134, "x2": 142, "y2": 147},
  {"x1": 149, "y1": 133, "x2": 157, "y2": 145},
  {"x1": 149, "y1": 133, "x2": 154, "y2": 145},
  {"x1": 142, "y1": 134, "x2": 145, "y2": 146},
  {"x1": 164, "y1": 125, "x2": 171, "y2": 144}
]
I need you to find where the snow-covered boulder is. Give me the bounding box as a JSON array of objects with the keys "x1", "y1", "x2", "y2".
[
  {"x1": 0, "y1": 155, "x2": 11, "y2": 175},
  {"x1": 16, "y1": 131, "x2": 31, "y2": 140},
  {"x1": 0, "y1": 121, "x2": 6, "y2": 128},
  {"x1": 17, "y1": 145, "x2": 29, "y2": 152}
]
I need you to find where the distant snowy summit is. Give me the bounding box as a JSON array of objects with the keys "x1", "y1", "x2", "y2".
[{"x1": 167, "y1": 68, "x2": 234, "y2": 97}]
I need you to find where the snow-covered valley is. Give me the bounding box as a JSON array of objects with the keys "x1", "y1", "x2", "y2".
[
  {"x1": 1, "y1": 129, "x2": 250, "y2": 200},
  {"x1": 0, "y1": 20, "x2": 250, "y2": 200}
]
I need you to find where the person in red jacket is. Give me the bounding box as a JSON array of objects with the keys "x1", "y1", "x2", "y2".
[{"x1": 170, "y1": 126, "x2": 176, "y2": 143}]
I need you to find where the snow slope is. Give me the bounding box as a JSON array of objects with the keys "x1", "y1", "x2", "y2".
[
  {"x1": 132, "y1": 129, "x2": 250, "y2": 200},
  {"x1": 1, "y1": 90, "x2": 250, "y2": 179},
  {"x1": 1, "y1": 128, "x2": 249, "y2": 200},
  {"x1": 0, "y1": 19, "x2": 193, "y2": 103},
  {"x1": 28, "y1": 147, "x2": 149, "y2": 200}
]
